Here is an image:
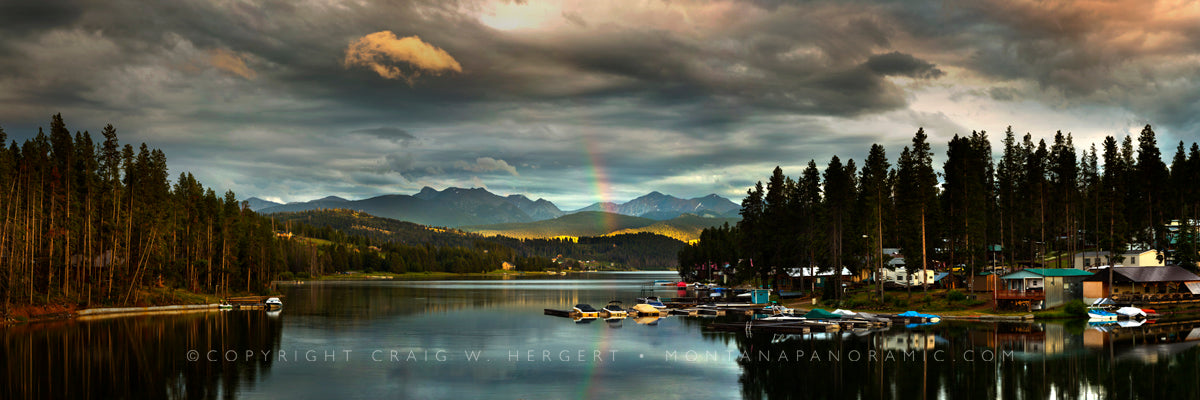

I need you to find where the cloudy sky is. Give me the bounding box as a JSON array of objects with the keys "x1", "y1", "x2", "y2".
[{"x1": 2, "y1": 0, "x2": 1198, "y2": 209}]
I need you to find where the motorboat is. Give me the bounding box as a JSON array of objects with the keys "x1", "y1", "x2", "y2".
[
  {"x1": 637, "y1": 296, "x2": 667, "y2": 309},
  {"x1": 1088, "y1": 307, "x2": 1118, "y2": 321},
  {"x1": 759, "y1": 315, "x2": 806, "y2": 322},
  {"x1": 1115, "y1": 307, "x2": 1147, "y2": 319},
  {"x1": 265, "y1": 297, "x2": 283, "y2": 310},
  {"x1": 897, "y1": 310, "x2": 941, "y2": 323},
  {"x1": 602, "y1": 301, "x2": 628, "y2": 318},
  {"x1": 573, "y1": 304, "x2": 600, "y2": 319},
  {"x1": 764, "y1": 304, "x2": 795, "y2": 316}
]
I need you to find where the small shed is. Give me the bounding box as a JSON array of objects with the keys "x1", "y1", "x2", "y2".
[{"x1": 972, "y1": 272, "x2": 998, "y2": 293}]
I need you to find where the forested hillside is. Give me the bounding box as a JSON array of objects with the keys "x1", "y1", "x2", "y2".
[{"x1": 270, "y1": 209, "x2": 684, "y2": 269}]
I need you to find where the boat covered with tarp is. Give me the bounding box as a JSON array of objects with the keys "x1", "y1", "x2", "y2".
[{"x1": 803, "y1": 308, "x2": 843, "y2": 320}]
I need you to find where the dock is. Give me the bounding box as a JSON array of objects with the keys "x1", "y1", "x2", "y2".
[
  {"x1": 708, "y1": 320, "x2": 841, "y2": 334},
  {"x1": 224, "y1": 296, "x2": 283, "y2": 310}
]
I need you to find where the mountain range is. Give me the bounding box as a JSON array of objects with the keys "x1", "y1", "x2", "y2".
[
  {"x1": 460, "y1": 211, "x2": 740, "y2": 243},
  {"x1": 247, "y1": 187, "x2": 739, "y2": 229}
]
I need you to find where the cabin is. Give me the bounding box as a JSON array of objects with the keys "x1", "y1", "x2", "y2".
[
  {"x1": 1074, "y1": 250, "x2": 1164, "y2": 269},
  {"x1": 1082, "y1": 266, "x2": 1200, "y2": 304},
  {"x1": 996, "y1": 268, "x2": 1093, "y2": 310}
]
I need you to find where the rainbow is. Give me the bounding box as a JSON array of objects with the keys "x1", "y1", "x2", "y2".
[{"x1": 582, "y1": 128, "x2": 620, "y2": 233}]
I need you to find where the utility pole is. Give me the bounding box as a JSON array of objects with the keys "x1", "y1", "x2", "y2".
[{"x1": 921, "y1": 208, "x2": 928, "y2": 294}]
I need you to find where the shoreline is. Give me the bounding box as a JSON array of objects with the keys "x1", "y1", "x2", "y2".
[{"x1": 4, "y1": 270, "x2": 676, "y2": 326}]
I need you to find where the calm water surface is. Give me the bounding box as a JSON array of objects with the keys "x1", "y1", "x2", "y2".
[{"x1": 4, "y1": 271, "x2": 1200, "y2": 399}]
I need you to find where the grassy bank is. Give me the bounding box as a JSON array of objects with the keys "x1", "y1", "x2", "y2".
[{"x1": 781, "y1": 288, "x2": 1037, "y2": 317}]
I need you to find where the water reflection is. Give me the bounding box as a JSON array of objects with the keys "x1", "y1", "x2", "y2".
[
  {"x1": 6, "y1": 271, "x2": 1200, "y2": 399},
  {"x1": 726, "y1": 320, "x2": 1200, "y2": 399},
  {"x1": 1, "y1": 310, "x2": 282, "y2": 399}
]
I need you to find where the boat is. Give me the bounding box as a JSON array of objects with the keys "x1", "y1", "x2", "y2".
[
  {"x1": 1115, "y1": 307, "x2": 1147, "y2": 319},
  {"x1": 653, "y1": 280, "x2": 675, "y2": 286},
  {"x1": 764, "y1": 304, "x2": 794, "y2": 316},
  {"x1": 218, "y1": 303, "x2": 233, "y2": 311},
  {"x1": 897, "y1": 311, "x2": 941, "y2": 323},
  {"x1": 265, "y1": 297, "x2": 283, "y2": 310},
  {"x1": 759, "y1": 315, "x2": 807, "y2": 322},
  {"x1": 805, "y1": 308, "x2": 844, "y2": 320},
  {"x1": 631, "y1": 303, "x2": 661, "y2": 316},
  {"x1": 573, "y1": 304, "x2": 600, "y2": 319},
  {"x1": 637, "y1": 296, "x2": 667, "y2": 309},
  {"x1": 1088, "y1": 307, "x2": 1118, "y2": 321},
  {"x1": 602, "y1": 301, "x2": 628, "y2": 318}
]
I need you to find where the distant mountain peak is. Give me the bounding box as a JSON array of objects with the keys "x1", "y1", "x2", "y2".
[
  {"x1": 316, "y1": 195, "x2": 348, "y2": 202},
  {"x1": 414, "y1": 186, "x2": 440, "y2": 200},
  {"x1": 243, "y1": 197, "x2": 284, "y2": 212}
]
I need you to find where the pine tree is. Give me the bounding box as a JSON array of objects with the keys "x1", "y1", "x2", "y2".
[{"x1": 859, "y1": 144, "x2": 890, "y2": 299}]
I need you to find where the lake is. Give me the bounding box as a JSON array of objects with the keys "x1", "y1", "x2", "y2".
[{"x1": 4, "y1": 271, "x2": 1200, "y2": 399}]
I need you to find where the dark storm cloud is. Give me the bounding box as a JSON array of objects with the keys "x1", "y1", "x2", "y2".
[
  {"x1": 353, "y1": 127, "x2": 417, "y2": 142},
  {"x1": 864, "y1": 51, "x2": 944, "y2": 79},
  {"x1": 0, "y1": 1, "x2": 84, "y2": 36},
  {"x1": 0, "y1": 0, "x2": 1196, "y2": 205}
]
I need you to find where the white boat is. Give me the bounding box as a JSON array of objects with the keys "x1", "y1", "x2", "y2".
[
  {"x1": 1115, "y1": 307, "x2": 1147, "y2": 318},
  {"x1": 764, "y1": 304, "x2": 794, "y2": 316},
  {"x1": 265, "y1": 297, "x2": 283, "y2": 310},
  {"x1": 759, "y1": 315, "x2": 806, "y2": 322}
]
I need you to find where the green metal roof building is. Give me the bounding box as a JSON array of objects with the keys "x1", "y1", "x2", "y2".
[{"x1": 998, "y1": 268, "x2": 1094, "y2": 310}]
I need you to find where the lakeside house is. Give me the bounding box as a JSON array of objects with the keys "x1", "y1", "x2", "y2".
[
  {"x1": 1082, "y1": 266, "x2": 1200, "y2": 304},
  {"x1": 996, "y1": 268, "x2": 1094, "y2": 310},
  {"x1": 1074, "y1": 250, "x2": 1164, "y2": 269}
]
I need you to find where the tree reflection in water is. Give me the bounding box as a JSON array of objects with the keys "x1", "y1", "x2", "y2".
[{"x1": 1, "y1": 310, "x2": 282, "y2": 399}]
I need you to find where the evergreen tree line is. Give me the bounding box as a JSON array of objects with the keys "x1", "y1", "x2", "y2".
[
  {"x1": 681, "y1": 125, "x2": 1200, "y2": 300},
  {"x1": 0, "y1": 115, "x2": 292, "y2": 309}
]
